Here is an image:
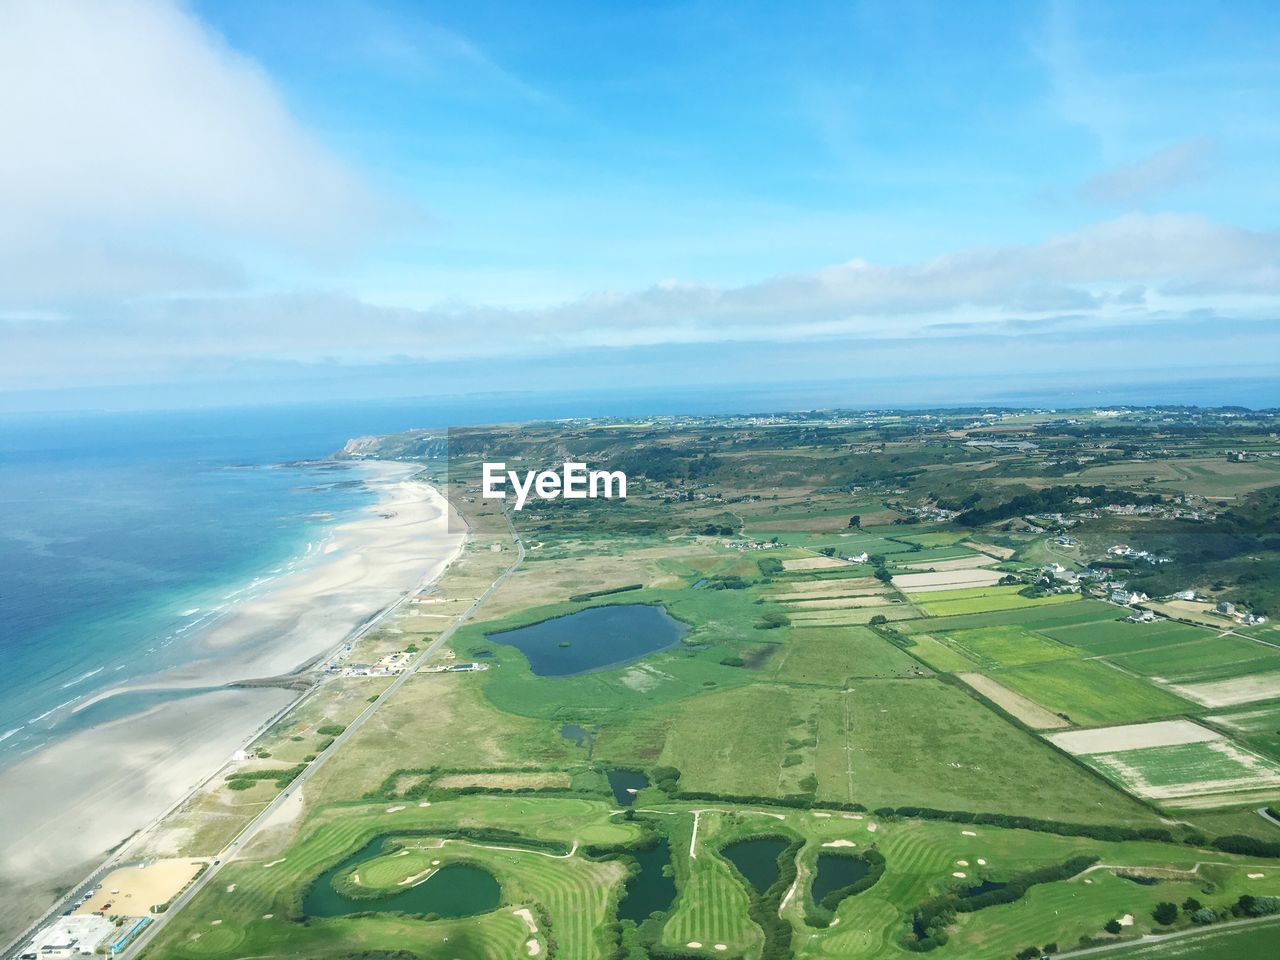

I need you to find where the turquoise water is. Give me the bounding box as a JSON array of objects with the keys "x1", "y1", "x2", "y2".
[
  {"x1": 0, "y1": 407, "x2": 435, "y2": 767},
  {"x1": 487, "y1": 604, "x2": 688, "y2": 676}
]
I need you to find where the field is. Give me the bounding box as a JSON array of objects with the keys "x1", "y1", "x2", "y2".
[
  {"x1": 1112, "y1": 636, "x2": 1280, "y2": 683},
  {"x1": 939, "y1": 625, "x2": 1080, "y2": 668},
  {"x1": 1048, "y1": 720, "x2": 1280, "y2": 808},
  {"x1": 994, "y1": 660, "x2": 1197, "y2": 727},
  {"x1": 130, "y1": 413, "x2": 1280, "y2": 960},
  {"x1": 769, "y1": 626, "x2": 922, "y2": 683},
  {"x1": 912, "y1": 586, "x2": 1082, "y2": 617}
]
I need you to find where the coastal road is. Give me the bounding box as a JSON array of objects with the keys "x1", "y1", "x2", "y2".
[{"x1": 120, "y1": 505, "x2": 525, "y2": 958}]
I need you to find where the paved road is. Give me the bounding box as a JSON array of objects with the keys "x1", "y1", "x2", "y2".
[
  {"x1": 118, "y1": 508, "x2": 524, "y2": 958},
  {"x1": 1054, "y1": 913, "x2": 1280, "y2": 958}
]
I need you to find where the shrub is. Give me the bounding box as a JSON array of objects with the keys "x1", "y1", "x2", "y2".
[
  {"x1": 1103, "y1": 919, "x2": 1122, "y2": 935},
  {"x1": 1152, "y1": 902, "x2": 1179, "y2": 925},
  {"x1": 317, "y1": 724, "x2": 346, "y2": 736},
  {"x1": 1190, "y1": 907, "x2": 1216, "y2": 925}
]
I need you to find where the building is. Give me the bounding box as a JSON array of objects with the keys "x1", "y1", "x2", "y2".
[
  {"x1": 1216, "y1": 601, "x2": 1237, "y2": 615},
  {"x1": 19, "y1": 915, "x2": 115, "y2": 960}
]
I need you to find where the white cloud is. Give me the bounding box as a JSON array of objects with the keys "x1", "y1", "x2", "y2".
[
  {"x1": 4, "y1": 212, "x2": 1277, "y2": 393},
  {"x1": 0, "y1": 0, "x2": 389, "y2": 301},
  {"x1": 1081, "y1": 138, "x2": 1216, "y2": 205}
]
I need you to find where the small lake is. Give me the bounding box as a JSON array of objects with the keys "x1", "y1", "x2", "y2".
[
  {"x1": 617, "y1": 838, "x2": 676, "y2": 922},
  {"x1": 302, "y1": 837, "x2": 500, "y2": 919},
  {"x1": 607, "y1": 769, "x2": 648, "y2": 805},
  {"x1": 961, "y1": 878, "x2": 1008, "y2": 898},
  {"x1": 487, "y1": 604, "x2": 688, "y2": 676},
  {"x1": 721, "y1": 837, "x2": 790, "y2": 894},
  {"x1": 560, "y1": 723, "x2": 595, "y2": 757},
  {"x1": 811, "y1": 853, "x2": 870, "y2": 904}
]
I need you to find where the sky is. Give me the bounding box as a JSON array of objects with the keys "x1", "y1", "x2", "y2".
[{"x1": 1, "y1": 0, "x2": 1278, "y2": 412}]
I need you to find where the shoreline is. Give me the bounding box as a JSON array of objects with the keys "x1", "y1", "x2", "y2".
[{"x1": 0, "y1": 462, "x2": 466, "y2": 946}]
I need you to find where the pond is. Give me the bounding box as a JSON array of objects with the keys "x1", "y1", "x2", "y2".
[
  {"x1": 559, "y1": 723, "x2": 595, "y2": 757},
  {"x1": 811, "y1": 853, "x2": 871, "y2": 904},
  {"x1": 302, "y1": 837, "x2": 501, "y2": 920},
  {"x1": 720, "y1": 837, "x2": 790, "y2": 894},
  {"x1": 961, "y1": 878, "x2": 1008, "y2": 898},
  {"x1": 487, "y1": 604, "x2": 688, "y2": 676},
  {"x1": 617, "y1": 838, "x2": 676, "y2": 922},
  {"x1": 606, "y1": 769, "x2": 648, "y2": 805}
]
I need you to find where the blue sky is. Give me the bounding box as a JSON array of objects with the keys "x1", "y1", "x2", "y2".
[{"x1": 2, "y1": 0, "x2": 1278, "y2": 411}]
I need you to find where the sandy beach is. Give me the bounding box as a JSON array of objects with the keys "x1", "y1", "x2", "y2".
[{"x1": 0, "y1": 462, "x2": 465, "y2": 943}]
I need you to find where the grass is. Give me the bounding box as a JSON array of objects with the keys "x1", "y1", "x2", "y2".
[
  {"x1": 899, "y1": 633, "x2": 979, "y2": 673},
  {"x1": 141, "y1": 796, "x2": 638, "y2": 960},
  {"x1": 1206, "y1": 700, "x2": 1280, "y2": 761},
  {"x1": 995, "y1": 661, "x2": 1198, "y2": 727},
  {"x1": 1097, "y1": 919, "x2": 1280, "y2": 958},
  {"x1": 894, "y1": 599, "x2": 1119, "y2": 636},
  {"x1": 1038, "y1": 619, "x2": 1215, "y2": 656},
  {"x1": 812, "y1": 679, "x2": 1160, "y2": 824},
  {"x1": 914, "y1": 587, "x2": 1082, "y2": 617},
  {"x1": 1081, "y1": 739, "x2": 1280, "y2": 803},
  {"x1": 770, "y1": 626, "x2": 924, "y2": 684},
  {"x1": 1112, "y1": 637, "x2": 1280, "y2": 684},
  {"x1": 940, "y1": 625, "x2": 1081, "y2": 668}
]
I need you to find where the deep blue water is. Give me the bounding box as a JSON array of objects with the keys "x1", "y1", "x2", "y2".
[{"x1": 487, "y1": 604, "x2": 689, "y2": 676}]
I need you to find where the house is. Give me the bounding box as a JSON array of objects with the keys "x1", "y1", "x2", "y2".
[
  {"x1": 1173, "y1": 589, "x2": 1197, "y2": 601},
  {"x1": 1128, "y1": 608, "x2": 1155, "y2": 622},
  {"x1": 1107, "y1": 544, "x2": 1133, "y2": 557},
  {"x1": 1216, "y1": 601, "x2": 1236, "y2": 616}
]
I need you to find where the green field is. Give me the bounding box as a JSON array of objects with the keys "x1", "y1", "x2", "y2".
[
  {"x1": 913, "y1": 587, "x2": 1083, "y2": 617},
  {"x1": 940, "y1": 625, "x2": 1081, "y2": 668},
  {"x1": 1039, "y1": 618, "x2": 1215, "y2": 656},
  {"x1": 1112, "y1": 636, "x2": 1280, "y2": 684},
  {"x1": 811, "y1": 679, "x2": 1159, "y2": 822},
  {"x1": 770, "y1": 626, "x2": 923, "y2": 683},
  {"x1": 1080, "y1": 738, "x2": 1280, "y2": 806},
  {"x1": 1207, "y1": 701, "x2": 1280, "y2": 761},
  {"x1": 995, "y1": 660, "x2": 1198, "y2": 727}
]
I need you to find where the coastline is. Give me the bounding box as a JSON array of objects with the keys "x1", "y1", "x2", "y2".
[{"x1": 0, "y1": 461, "x2": 466, "y2": 944}]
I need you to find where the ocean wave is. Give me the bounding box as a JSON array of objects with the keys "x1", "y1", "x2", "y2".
[
  {"x1": 0, "y1": 726, "x2": 24, "y2": 744},
  {"x1": 59, "y1": 666, "x2": 104, "y2": 689}
]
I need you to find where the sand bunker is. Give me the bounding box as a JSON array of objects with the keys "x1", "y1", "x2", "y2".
[
  {"x1": 823, "y1": 840, "x2": 857, "y2": 848},
  {"x1": 867, "y1": 823, "x2": 878, "y2": 832},
  {"x1": 514, "y1": 908, "x2": 538, "y2": 933},
  {"x1": 385, "y1": 805, "x2": 406, "y2": 813},
  {"x1": 962, "y1": 830, "x2": 977, "y2": 837},
  {"x1": 1249, "y1": 873, "x2": 1265, "y2": 879},
  {"x1": 952, "y1": 871, "x2": 966, "y2": 878},
  {"x1": 687, "y1": 943, "x2": 702, "y2": 949},
  {"x1": 1049, "y1": 719, "x2": 1220, "y2": 755}
]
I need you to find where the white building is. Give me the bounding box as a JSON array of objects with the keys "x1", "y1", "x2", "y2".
[{"x1": 19, "y1": 915, "x2": 115, "y2": 960}]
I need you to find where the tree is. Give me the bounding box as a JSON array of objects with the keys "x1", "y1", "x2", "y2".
[
  {"x1": 1103, "y1": 919, "x2": 1122, "y2": 935},
  {"x1": 848, "y1": 515, "x2": 861, "y2": 528},
  {"x1": 1181, "y1": 897, "x2": 1202, "y2": 914},
  {"x1": 869, "y1": 614, "x2": 888, "y2": 626},
  {"x1": 1152, "y1": 902, "x2": 1179, "y2": 925},
  {"x1": 1190, "y1": 907, "x2": 1216, "y2": 925}
]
